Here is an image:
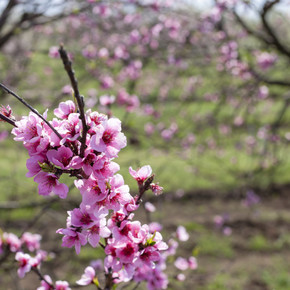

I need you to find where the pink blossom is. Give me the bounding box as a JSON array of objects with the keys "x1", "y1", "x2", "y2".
[
  {"x1": 87, "y1": 110, "x2": 107, "y2": 129},
  {"x1": 258, "y1": 85, "x2": 269, "y2": 99},
  {"x1": 148, "y1": 222, "x2": 163, "y2": 233},
  {"x1": 100, "y1": 75, "x2": 114, "y2": 89},
  {"x1": 106, "y1": 174, "x2": 132, "y2": 210},
  {"x1": 21, "y1": 232, "x2": 41, "y2": 252},
  {"x1": 93, "y1": 160, "x2": 120, "y2": 180},
  {"x1": 34, "y1": 172, "x2": 69, "y2": 199},
  {"x1": 129, "y1": 165, "x2": 152, "y2": 184},
  {"x1": 116, "y1": 241, "x2": 139, "y2": 264},
  {"x1": 29, "y1": 253, "x2": 43, "y2": 267},
  {"x1": 0, "y1": 105, "x2": 13, "y2": 120},
  {"x1": 70, "y1": 207, "x2": 95, "y2": 229},
  {"x1": 174, "y1": 257, "x2": 189, "y2": 271},
  {"x1": 150, "y1": 183, "x2": 163, "y2": 196},
  {"x1": 49, "y1": 46, "x2": 59, "y2": 58},
  {"x1": 214, "y1": 215, "x2": 224, "y2": 228},
  {"x1": 98, "y1": 47, "x2": 109, "y2": 59},
  {"x1": 26, "y1": 155, "x2": 47, "y2": 178},
  {"x1": 55, "y1": 281, "x2": 71, "y2": 290},
  {"x1": 256, "y1": 51, "x2": 277, "y2": 70},
  {"x1": 47, "y1": 146, "x2": 74, "y2": 169},
  {"x1": 58, "y1": 113, "x2": 82, "y2": 144},
  {"x1": 37, "y1": 275, "x2": 53, "y2": 290},
  {"x1": 100, "y1": 95, "x2": 116, "y2": 106},
  {"x1": 82, "y1": 44, "x2": 98, "y2": 59},
  {"x1": 71, "y1": 148, "x2": 105, "y2": 176},
  {"x1": 90, "y1": 118, "x2": 126, "y2": 158},
  {"x1": 243, "y1": 190, "x2": 260, "y2": 207},
  {"x1": 61, "y1": 85, "x2": 72, "y2": 95},
  {"x1": 145, "y1": 202, "x2": 156, "y2": 212},
  {"x1": 15, "y1": 252, "x2": 32, "y2": 278},
  {"x1": 56, "y1": 228, "x2": 87, "y2": 255},
  {"x1": 161, "y1": 129, "x2": 174, "y2": 140},
  {"x1": 76, "y1": 175, "x2": 107, "y2": 205},
  {"x1": 76, "y1": 266, "x2": 96, "y2": 285},
  {"x1": 176, "y1": 226, "x2": 189, "y2": 242},
  {"x1": 90, "y1": 259, "x2": 103, "y2": 271},
  {"x1": 12, "y1": 112, "x2": 44, "y2": 144},
  {"x1": 87, "y1": 218, "x2": 111, "y2": 247},
  {"x1": 54, "y1": 100, "x2": 75, "y2": 119},
  {"x1": 176, "y1": 273, "x2": 186, "y2": 281},
  {"x1": 188, "y1": 256, "x2": 198, "y2": 270},
  {"x1": 137, "y1": 247, "x2": 160, "y2": 268},
  {"x1": 144, "y1": 123, "x2": 155, "y2": 135},
  {"x1": 223, "y1": 227, "x2": 232, "y2": 236},
  {"x1": 3, "y1": 232, "x2": 21, "y2": 252}
]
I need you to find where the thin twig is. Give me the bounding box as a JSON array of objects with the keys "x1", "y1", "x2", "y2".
[
  {"x1": 0, "y1": 112, "x2": 16, "y2": 126},
  {"x1": 31, "y1": 267, "x2": 54, "y2": 289},
  {"x1": 0, "y1": 83, "x2": 63, "y2": 139},
  {"x1": 136, "y1": 175, "x2": 154, "y2": 205},
  {"x1": 58, "y1": 45, "x2": 88, "y2": 158}
]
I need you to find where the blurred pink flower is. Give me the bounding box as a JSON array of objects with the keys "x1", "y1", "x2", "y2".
[
  {"x1": 76, "y1": 266, "x2": 96, "y2": 286},
  {"x1": 48, "y1": 46, "x2": 59, "y2": 58},
  {"x1": 176, "y1": 226, "x2": 189, "y2": 242},
  {"x1": 145, "y1": 202, "x2": 156, "y2": 212},
  {"x1": 174, "y1": 257, "x2": 189, "y2": 271}
]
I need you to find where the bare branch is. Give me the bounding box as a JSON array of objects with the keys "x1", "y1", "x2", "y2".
[
  {"x1": 0, "y1": 83, "x2": 62, "y2": 140},
  {"x1": 31, "y1": 267, "x2": 54, "y2": 289},
  {"x1": 233, "y1": 10, "x2": 272, "y2": 45},
  {"x1": 250, "y1": 69, "x2": 290, "y2": 88},
  {"x1": 0, "y1": 112, "x2": 16, "y2": 126},
  {"x1": 261, "y1": 0, "x2": 290, "y2": 58},
  {"x1": 58, "y1": 45, "x2": 88, "y2": 158}
]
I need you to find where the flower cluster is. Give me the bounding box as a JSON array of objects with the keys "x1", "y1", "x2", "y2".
[
  {"x1": 0, "y1": 230, "x2": 48, "y2": 278},
  {"x1": 10, "y1": 99, "x2": 168, "y2": 287}
]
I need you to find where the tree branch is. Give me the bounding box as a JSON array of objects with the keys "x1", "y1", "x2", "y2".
[
  {"x1": 31, "y1": 267, "x2": 54, "y2": 289},
  {"x1": 58, "y1": 45, "x2": 88, "y2": 158},
  {"x1": 0, "y1": 83, "x2": 63, "y2": 140},
  {"x1": 0, "y1": 112, "x2": 16, "y2": 126},
  {"x1": 260, "y1": 0, "x2": 290, "y2": 58}
]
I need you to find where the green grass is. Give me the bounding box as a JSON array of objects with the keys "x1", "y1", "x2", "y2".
[
  {"x1": 197, "y1": 233, "x2": 235, "y2": 258},
  {"x1": 263, "y1": 268, "x2": 290, "y2": 289},
  {"x1": 248, "y1": 234, "x2": 271, "y2": 251}
]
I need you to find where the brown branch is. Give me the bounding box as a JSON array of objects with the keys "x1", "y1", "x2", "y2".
[
  {"x1": 58, "y1": 45, "x2": 88, "y2": 158},
  {"x1": 136, "y1": 175, "x2": 154, "y2": 205},
  {"x1": 261, "y1": 0, "x2": 290, "y2": 58},
  {"x1": 31, "y1": 267, "x2": 54, "y2": 289},
  {"x1": 233, "y1": 10, "x2": 272, "y2": 45},
  {"x1": 271, "y1": 96, "x2": 290, "y2": 133},
  {"x1": 0, "y1": 2, "x2": 90, "y2": 49},
  {"x1": 104, "y1": 271, "x2": 114, "y2": 290},
  {"x1": 0, "y1": 0, "x2": 18, "y2": 31},
  {"x1": 0, "y1": 112, "x2": 16, "y2": 126},
  {"x1": 0, "y1": 83, "x2": 63, "y2": 140},
  {"x1": 54, "y1": 167, "x2": 89, "y2": 179},
  {"x1": 250, "y1": 69, "x2": 290, "y2": 88}
]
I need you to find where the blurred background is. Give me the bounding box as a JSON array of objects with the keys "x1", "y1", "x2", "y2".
[{"x1": 0, "y1": 0, "x2": 290, "y2": 289}]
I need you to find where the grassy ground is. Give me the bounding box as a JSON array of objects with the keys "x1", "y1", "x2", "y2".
[{"x1": 1, "y1": 186, "x2": 290, "y2": 289}]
